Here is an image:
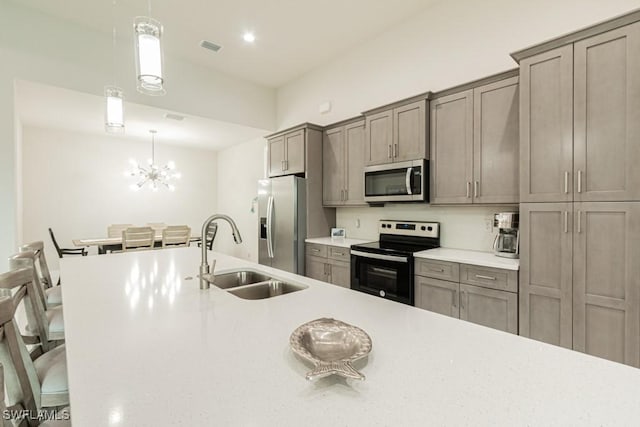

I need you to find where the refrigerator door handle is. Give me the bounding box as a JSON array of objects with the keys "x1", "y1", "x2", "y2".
[{"x1": 267, "y1": 196, "x2": 275, "y2": 258}]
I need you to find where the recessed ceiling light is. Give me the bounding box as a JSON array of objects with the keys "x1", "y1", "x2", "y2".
[{"x1": 243, "y1": 32, "x2": 255, "y2": 43}]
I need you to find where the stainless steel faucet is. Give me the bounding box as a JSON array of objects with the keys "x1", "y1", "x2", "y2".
[{"x1": 199, "y1": 214, "x2": 243, "y2": 289}]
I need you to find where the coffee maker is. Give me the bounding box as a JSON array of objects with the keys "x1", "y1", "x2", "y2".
[{"x1": 493, "y1": 212, "x2": 519, "y2": 259}]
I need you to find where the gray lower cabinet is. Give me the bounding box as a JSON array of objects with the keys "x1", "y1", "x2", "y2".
[
  {"x1": 323, "y1": 120, "x2": 366, "y2": 206},
  {"x1": 365, "y1": 99, "x2": 427, "y2": 166},
  {"x1": 415, "y1": 276, "x2": 459, "y2": 318},
  {"x1": 519, "y1": 203, "x2": 573, "y2": 348},
  {"x1": 415, "y1": 259, "x2": 518, "y2": 334},
  {"x1": 305, "y1": 243, "x2": 351, "y2": 288},
  {"x1": 430, "y1": 74, "x2": 519, "y2": 205},
  {"x1": 460, "y1": 283, "x2": 518, "y2": 334},
  {"x1": 572, "y1": 202, "x2": 640, "y2": 367},
  {"x1": 520, "y1": 202, "x2": 640, "y2": 367}
]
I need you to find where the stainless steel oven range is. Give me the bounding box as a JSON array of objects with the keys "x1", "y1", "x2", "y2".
[{"x1": 350, "y1": 220, "x2": 440, "y2": 305}]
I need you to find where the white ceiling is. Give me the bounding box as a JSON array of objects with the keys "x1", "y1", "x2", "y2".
[
  {"x1": 16, "y1": 80, "x2": 268, "y2": 150},
  {"x1": 12, "y1": 0, "x2": 438, "y2": 87}
]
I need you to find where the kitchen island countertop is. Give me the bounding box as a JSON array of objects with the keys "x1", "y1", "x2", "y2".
[{"x1": 61, "y1": 247, "x2": 639, "y2": 426}]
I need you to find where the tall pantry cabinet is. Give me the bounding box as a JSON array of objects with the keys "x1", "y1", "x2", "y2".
[{"x1": 514, "y1": 19, "x2": 640, "y2": 367}]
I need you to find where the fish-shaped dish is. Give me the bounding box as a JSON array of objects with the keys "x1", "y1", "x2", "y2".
[{"x1": 289, "y1": 318, "x2": 372, "y2": 381}]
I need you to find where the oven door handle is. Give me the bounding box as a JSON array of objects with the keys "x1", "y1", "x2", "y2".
[
  {"x1": 405, "y1": 167, "x2": 413, "y2": 195},
  {"x1": 350, "y1": 250, "x2": 409, "y2": 263}
]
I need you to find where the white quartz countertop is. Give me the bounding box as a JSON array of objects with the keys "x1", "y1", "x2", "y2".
[
  {"x1": 415, "y1": 247, "x2": 520, "y2": 270},
  {"x1": 305, "y1": 236, "x2": 373, "y2": 248},
  {"x1": 61, "y1": 247, "x2": 638, "y2": 426}
]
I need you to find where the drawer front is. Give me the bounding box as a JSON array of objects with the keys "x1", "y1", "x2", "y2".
[
  {"x1": 328, "y1": 246, "x2": 350, "y2": 262},
  {"x1": 306, "y1": 243, "x2": 327, "y2": 258},
  {"x1": 459, "y1": 264, "x2": 518, "y2": 293},
  {"x1": 415, "y1": 259, "x2": 460, "y2": 282}
]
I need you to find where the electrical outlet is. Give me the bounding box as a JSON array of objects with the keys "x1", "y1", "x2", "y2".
[
  {"x1": 484, "y1": 219, "x2": 493, "y2": 232},
  {"x1": 355, "y1": 219, "x2": 361, "y2": 228}
]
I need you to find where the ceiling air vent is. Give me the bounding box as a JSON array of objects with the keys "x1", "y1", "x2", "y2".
[
  {"x1": 200, "y1": 40, "x2": 222, "y2": 53},
  {"x1": 164, "y1": 113, "x2": 184, "y2": 121}
]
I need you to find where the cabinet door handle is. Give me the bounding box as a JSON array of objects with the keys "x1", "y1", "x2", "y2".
[
  {"x1": 388, "y1": 145, "x2": 392, "y2": 159},
  {"x1": 340, "y1": 189, "x2": 344, "y2": 201},
  {"x1": 393, "y1": 143, "x2": 398, "y2": 158},
  {"x1": 452, "y1": 290, "x2": 457, "y2": 308},
  {"x1": 577, "y1": 210, "x2": 582, "y2": 233},
  {"x1": 460, "y1": 291, "x2": 465, "y2": 309},
  {"x1": 564, "y1": 171, "x2": 570, "y2": 194},
  {"x1": 429, "y1": 268, "x2": 445, "y2": 273},
  {"x1": 474, "y1": 181, "x2": 479, "y2": 198},
  {"x1": 564, "y1": 211, "x2": 569, "y2": 233},
  {"x1": 466, "y1": 182, "x2": 471, "y2": 198},
  {"x1": 475, "y1": 274, "x2": 496, "y2": 281},
  {"x1": 311, "y1": 248, "x2": 320, "y2": 253},
  {"x1": 577, "y1": 170, "x2": 583, "y2": 193},
  {"x1": 334, "y1": 252, "x2": 345, "y2": 256}
]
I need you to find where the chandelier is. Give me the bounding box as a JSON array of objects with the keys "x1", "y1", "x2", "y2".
[{"x1": 126, "y1": 130, "x2": 180, "y2": 191}]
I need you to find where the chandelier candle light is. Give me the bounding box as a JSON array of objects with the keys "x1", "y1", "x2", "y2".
[
  {"x1": 126, "y1": 130, "x2": 180, "y2": 191},
  {"x1": 134, "y1": 15, "x2": 165, "y2": 95}
]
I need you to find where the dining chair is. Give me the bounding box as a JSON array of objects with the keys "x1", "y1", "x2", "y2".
[
  {"x1": 122, "y1": 227, "x2": 155, "y2": 252},
  {"x1": 197, "y1": 222, "x2": 218, "y2": 250},
  {"x1": 48, "y1": 228, "x2": 86, "y2": 259},
  {"x1": 161, "y1": 225, "x2": 191, "y2": 248},
  {"x1": 147, "y1": 222, "x2": 167, "y2": 231},
  {"x1": 0, "y1": 269, "x2": 70, "y2": 424},
  {"x1": 8, "y1": 252, "x2": 64, "y2": 354},
  {"x1": 107, "y1": 224, "x2": 134, "y2": 238},
  {"x1": 20, "y1": 242, "x2": 62, "y2": 308}
]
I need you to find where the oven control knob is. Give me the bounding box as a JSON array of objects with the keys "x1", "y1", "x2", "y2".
[
  {"x1": 421, "y1": 226, "x2": 426, "y2": 231},
  {"x1": 427, "y1": 226, "x2": 433, "y2": 231},
  {"x1": 379, "y1": 290, "x2": 386, "y2": 298},
  {"x1": 381, "y1": 224, "x2": 387, "y2": 228}
]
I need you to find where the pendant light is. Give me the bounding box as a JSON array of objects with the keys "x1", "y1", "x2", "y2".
[
  {"x1": 134, "y1": 6, "x2": 165, "y2": 96},
  {"x1": 105, "y1": 0, "x2": 125, "y2": 133}
]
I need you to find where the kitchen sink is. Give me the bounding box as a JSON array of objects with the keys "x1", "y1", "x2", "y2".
[
  {"x1": 211, "y1": 270, "x2": 272, "y2": 289},
  {"x1": 228, "y1": 281, "x2": 307, "y2": 300}
]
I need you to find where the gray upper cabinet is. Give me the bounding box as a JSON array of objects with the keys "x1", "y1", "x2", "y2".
[
  {"x1": 268, "y1": 135, "x2": 286, "y2": 178},
  {"x1": 431, "y1": 73, "x2": 519, "y2": 205},
  {"x1": 519, "y1": 46, "x2": 574, "y2": 203},
  {"x1": 520, "y1": 21, "x2": 640, "y2": 203},
  {"x1": 344, "y1": 121, "x2": 366, "y2": 205},
  {"x1": 267, "y1": 128, "x2": 306, "y2": 177},
  {"x1": 573, "y1": 23, "x2": 640, "y2": 202},
  {"x1": 519, "y1": 203, "x2": 573, "y2": 349},
  {"x1": 323, "y1": 119, "x2": 366, "y2": 207},
  {"x1": 284, "y1": 130, "x2": 305, "y2": 175},
  {"x1": 430, "y1": 90, "x2": 474, "y2": 204},
  {"x1": 322, "y1": 126, "x2": 344, "y2": 205},
  {"x1": 473, "y1": 76, "x2": 520, "y2": 204},
  {"x1": 572, "y1": 202, "x2": 640, "y2": 367},
  {"x1": 365, "y1": 110, "x2": 393, "y2": 166},
  {"x1": 393, "y1": 100, "x2": 427, "y2": 162},
  {"x1": 365, "y1": 99, "x2": 427, "y2": 166}
]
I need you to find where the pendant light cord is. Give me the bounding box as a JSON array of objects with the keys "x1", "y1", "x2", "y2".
[{"x1": 112, "y1": 0, "x2": 117, "y2": 86}]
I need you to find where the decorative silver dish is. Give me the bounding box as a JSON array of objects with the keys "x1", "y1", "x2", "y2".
[{"x1": 290, "y1": 318, "x2": 372, "y2": 381}]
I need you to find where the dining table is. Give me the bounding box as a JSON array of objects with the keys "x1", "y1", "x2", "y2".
[{"x1": 73, "y1": 234, "x2": 201, "y2": 254}]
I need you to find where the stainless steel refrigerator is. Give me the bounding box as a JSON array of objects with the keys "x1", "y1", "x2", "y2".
[{"x1": 258, "y1": 176, "x2": 307, "y2": 274}]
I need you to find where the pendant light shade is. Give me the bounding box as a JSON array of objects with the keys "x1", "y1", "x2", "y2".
[
  {"x1": 134, "y1": 16, "x2": 165, "y2": 96},
  {"x1": 104, "y1": 86, "x2": 125, "y2": 133}
]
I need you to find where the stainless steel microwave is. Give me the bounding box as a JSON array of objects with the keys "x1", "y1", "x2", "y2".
[{"x1": 364, "y1": 159, "x2": 428, "y2": 203}]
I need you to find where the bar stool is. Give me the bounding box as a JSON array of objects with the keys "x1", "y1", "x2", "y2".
[
  {"x1": 8, "y1": 252, "x2": 64, "y2": 353},
  {"x1": 20, "y1": 241, "x2": 63, "y2": 307},
  {"x1": 0, "y1": 268, "x2": 70, "y2": 424}
]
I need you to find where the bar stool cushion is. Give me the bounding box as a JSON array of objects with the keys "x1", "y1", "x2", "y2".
[
  {"x1": 25, "y1": 305, "x2": 64, "y2": 340},
  {"x1": 34, "y1": 344, "x2": 68, "y2": 406}
]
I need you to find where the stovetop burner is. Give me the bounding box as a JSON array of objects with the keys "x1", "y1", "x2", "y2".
[{"x1": 350, "y1": 220, "x2": 440, "y2": 256}]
